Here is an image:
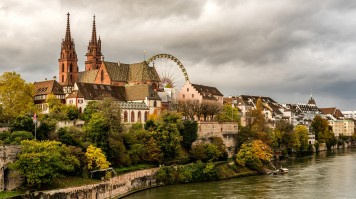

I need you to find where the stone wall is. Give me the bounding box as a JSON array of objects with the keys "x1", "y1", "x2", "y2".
[
  {"x1": 11, "y1": 168, "x2": 160, "y2": 199},
  {"x1": 0, "y1": 145, "x2": 22, "y2": 191},
  {"x1": 197, "y1": 122, "x2": 238, "y2": 157}
]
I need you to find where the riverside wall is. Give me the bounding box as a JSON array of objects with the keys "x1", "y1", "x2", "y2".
[
  {"x1": 0, "y1": 145, "x2": 22, "y2": 191},
  {"x1": 11, "y1": 168, "x2": 160, "y2": 199},
  {"x1": 196, "y1": 122, "x2": 238, "y2": 157}
]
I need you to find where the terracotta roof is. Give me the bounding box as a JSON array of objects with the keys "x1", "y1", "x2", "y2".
[
  {"x1": 78, "y1": 70, "x2": 99, "y2": 83},
  {"x1": 118, "y1": 101, "x2": 149, "y2": 110},
  {"x1": 125, "y1": 84, "x2": 161, "y2": 101},
  {"x1": 319, "y1": 107, "x2": 344, "y2": 119},
  {"x1": 66, "y1": 90, "x2": 84, "y2": 99},
  {"x1": 69, "y1": 82, "x2": 126, "y2": 101},
  {"x1": 191, "y1": 83, "x2": 223, "y2": 100},
  {"x1": 34, "y1": 80, "x2": 64, "y2": 95}
]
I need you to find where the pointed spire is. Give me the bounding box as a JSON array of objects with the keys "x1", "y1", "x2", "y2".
[
  {"x1": 91, "y1": 15, "x2": 97, "y2": 44},
  {"x1": 65, "y1": 12, "x2": 71, "y2": 42}
]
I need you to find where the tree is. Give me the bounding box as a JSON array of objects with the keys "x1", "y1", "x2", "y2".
[
  {"x1": 64, "y1": 105, "x2": 80, "y2": 120},
  {"x1": 318, "y1": 128, "x2": 336, "y2": 150},
  {"x1": 5, "y1": 131, "x2": 34, "y2": 144},
  {"x1": 236, "y1": 140, "x2": 272, "y2": 171},
  {"x1": 293, "y1": 125, "x2": 309, "y2": 151},
  {"x1": 10, "y1": 115, "x2": 34, "y2": 133},
  {"x1": 84, "y1": 112, "x2": 110, "y2": 153},
  {"x1": 0, "y1": 72, "x2": 35, "y2": 122},
  {"x1": 311, "y1": 115, "x2": 329, "y2": 141},
  {"x1": 85, "y1": 145, "x2": 110, "y2": 171},
  {"x1": 11, "y1": 140, "x2": 79, "y2": 187},
  {"x1": 179, "y1": 120, "x2": 198, "y2": 150},
  {"x1": 216, "y1": 103, "x2": 239, "y2": 122}
]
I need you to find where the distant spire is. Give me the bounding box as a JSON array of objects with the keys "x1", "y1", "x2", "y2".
[
  {"x1": 311, "y1": 88, "x2": 313, "y2": 98},
  {"x1": 65, "y1": 12, "x2": 71, "y2": 41},
  {"x1": 91, "y1": 15, "x2": 97, "y2": 44}
]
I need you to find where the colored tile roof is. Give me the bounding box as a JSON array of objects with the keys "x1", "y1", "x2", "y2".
[
  {"x1": 118, "y1": 101, "x2": 149, "y2": 110},
  {"x1": 78, "y1": 69, "x2": 99, "y2": 83},
  {"x1": 125, "y1": 84, "x2": 161, "y2": 101},
  {"x1": 34, "y1": 80, "x2": 64, "y2": 95}
]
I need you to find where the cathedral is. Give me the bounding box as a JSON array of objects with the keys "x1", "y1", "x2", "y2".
[{"x1": 34, "y1": 13, "x2": 162, "y2": 122}]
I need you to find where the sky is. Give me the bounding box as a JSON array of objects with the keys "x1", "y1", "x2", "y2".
[{"x1": 1, "y1": 0, "x2": 356, "y2": 110}]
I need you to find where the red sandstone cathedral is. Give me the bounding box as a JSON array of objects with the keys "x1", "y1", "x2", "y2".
[{"x1": 57, "y1": 13, "x2": 160, "y2": 94}]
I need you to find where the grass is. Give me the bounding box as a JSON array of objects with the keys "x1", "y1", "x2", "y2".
[
  {"x1": 115, "y1": 163, "x2": 157, "y2": 174},
  {"x1": 0, "y1": 190, "x2": 23, "y2": 198}
]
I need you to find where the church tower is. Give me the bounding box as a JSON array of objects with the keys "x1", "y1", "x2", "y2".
[
  {"x1": 85, "y1": 15, "x2": 103, "y2": 71},
  {"x1": 58, "y1": 13, "x2": 78, "y2": 94}
]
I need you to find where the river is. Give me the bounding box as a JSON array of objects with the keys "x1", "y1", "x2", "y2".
[{"x1": 124, "y1": 148, "x2": 356, "y2": 199}]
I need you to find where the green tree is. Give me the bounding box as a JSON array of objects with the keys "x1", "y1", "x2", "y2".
[
  {"x1": 5, "y1": 131, "x2": 34, "y2": 144},
  {"x1": 216, "y1": 103, "x2": 239, "y2": 122},
  {"x1": 236, "y1": 140, "x2": 272, "y2": 171},
  {"x1": 179, "y1": 120, "x2": 198, "y2": 150},
  {"x1": 311, "y1": 115, "x2": 329, "y2": 141},
  {"x1": 64, "y1": 105, "x2": 80, "y2": 120},
  {"x1": 152, "y1": 111, "x2": 183, "y2": 163},
  {"x1": 10, "y1": 115, "x2": 34, "y2": 133},
  {"x1": 318, "y1": 128, "x2": 336, "y2": 150},
  {"x1": 10, "y1": 140, "x2": 79, "y2": 187},
  {"x1": 293, "y1": 125, "x2": 309, "y2": 151},
  {"x1": 0, "y1": 72, "x2": 35, "y2": 122},
  {"x1": 84, "y1": 112, "x2": 110, "y2": 153}
]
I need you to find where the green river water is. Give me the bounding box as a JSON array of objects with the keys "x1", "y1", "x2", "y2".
[{"x1": 124, "y1": 148, "x2": 356, "y2": 199}]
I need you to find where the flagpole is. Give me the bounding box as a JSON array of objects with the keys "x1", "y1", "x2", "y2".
[{"x1": 34, "y1": 113, "x2": 37, "y2": 140}]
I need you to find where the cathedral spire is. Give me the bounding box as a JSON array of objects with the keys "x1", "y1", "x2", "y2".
[
  {"x1": 91, "y1": 15, "x2": 97, "y2": 45},
  {"x1": 65, "y1": 12, "x2": 71, "y2": 42}
]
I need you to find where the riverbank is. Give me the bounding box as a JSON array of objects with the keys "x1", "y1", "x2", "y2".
[{"x1": 7, "y1": 162, "x2": 258, "y2": 199}]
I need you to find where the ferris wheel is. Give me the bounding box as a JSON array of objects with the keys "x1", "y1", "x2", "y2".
[{"x1": 147, "y1": 54, "x2": 189, "y2": 92}]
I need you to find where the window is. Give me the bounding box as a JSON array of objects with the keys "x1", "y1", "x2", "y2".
[
  {"x1": 62, "y1": 64, "x2": 64, "y2": 72},
  {"x1": 62, "y1": 75, "x2": 64, "y2": 82},
  {"x1": 187, "y1": 88, "x2": 189, "y2": 92},
  {"x1": 131, "y1": 111, "x2": 135, "y2": 122},
  {"x1": 144, "y1": 111, "x2": 148, "y2": 122},
  {"x1": 153, "y1": 100, "x2": 157, "y2": 107},
  {"x1": 183, "y1": 94, "x2": 185, "y2": 99},
  {"x1": 124, "y1": 111, "x2": 128, "y2": 122},
  {"x1": 69, "y1": 63, "x2": 73, "y2": 72},
  {"x1": 192, "y1": 94, "x2": 194, "y2": 98},
  {"x1": 138, "y1": 111, "x2": 142, "y2": 122},
  {"x1": 101, "y1": 70, "x2": 104, "y2": 82},
  {"x1": 78, "y1": 99, "x2": 83, "y2": 104}
]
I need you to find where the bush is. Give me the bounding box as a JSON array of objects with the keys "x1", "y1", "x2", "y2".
[{"x1": 7, "y1": 131, "x2": 34, "y2": 144}]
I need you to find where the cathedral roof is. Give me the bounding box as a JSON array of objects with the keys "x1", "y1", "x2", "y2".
[
  {"x1": 34, "y1": 80, "x2": 64, "y2": 95},
  {"x1": 77, "y1": 69, "x2": 99, "y2": 83},
  {"x1": 103, "y1": 61, "x2": 160, "y2": 82},
  {"x1": 125, "y1": 84, "x2": 161, "y2": 101}
]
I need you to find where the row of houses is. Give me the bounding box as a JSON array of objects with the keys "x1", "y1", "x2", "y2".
[{"x1": 224, "y1": 94, "x2": 355, "y2": 137}]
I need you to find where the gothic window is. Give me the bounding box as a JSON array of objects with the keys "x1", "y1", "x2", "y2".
[
  {"x1": 144, "y1": 111, "x2": 148, "y2": 122},
  {"x1": 62, "y1": 75, "x2": 64, "y2": 82},
  {"x1": 101, "y1": 70, "x2": 104, "y2": 82},
  {"x1": 138, "y1": 111, "x2": 142, "y2": 122},
  {"x1": 124, "y1": 111, "x2": 128, "y2": 122},
  {"x1": 69, "y1": 63, "x2": 73, "y2": 72},
  {"x1": 62, "y1": 64, "x2": 65, "y2": 73},
  {"x1": 70, "y1": 74, "x2": 73, "y2": 82},
  {"x1": 131, "y1": 111, "x2": 135, "y2": 122}
]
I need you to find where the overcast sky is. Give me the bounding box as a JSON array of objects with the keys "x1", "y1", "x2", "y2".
[{"x1": 1, "y1": 0, "x2": 356, "y2": 110}]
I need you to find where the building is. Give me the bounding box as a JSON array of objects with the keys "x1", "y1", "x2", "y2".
[
  {"x1": 178, "y1": 82, "x2": 223, "y2": 105},
  {"x1": 328, "y1": 120, "x2": 354, "y2": 137},
  {"x1": 232, "y1": 95, "x2": 284, "y2": 126},
  {"x1": 34, "y1": 79, "x2": 66, "y2": 113},
  {"x1": 341, "y1": 111, "x2": 356, "y2": 120},
  {"x1": 66, "y1": 82, "x2": 161, "y2": 123},
  {"x1": 319, "y1": 107, "x2": 344, "y2": 120}
]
